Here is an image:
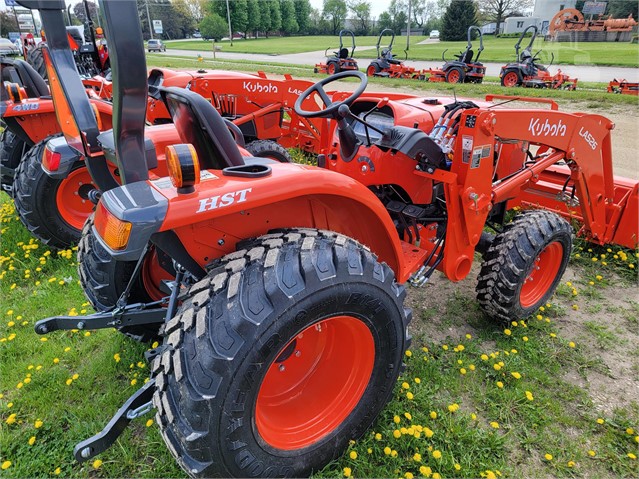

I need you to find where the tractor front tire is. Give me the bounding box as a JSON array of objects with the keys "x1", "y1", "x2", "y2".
[
  {"x1": 13, "y1": 137, "x2": 96, "y2": 249},
  {"x1": 476, "y1": 210, "x2": 572, "y2": 322},
  {"x1": 245, "y1": 140, "x2": 291, "y2": 163},
  {"x1": 0, "y1": 130, "x2": 27, "y2": 191},
  {"x1": 445, "y1": 66, "x2": 464, "y2": 84},
  {"x1": 78, "y1": 216, "x2": 172, "y2": 342},
  {"x1": 153, "y1": 229, "x2": 411, "y2": 478},
  {"x1": 501, "y1": 69, "x2": 522, "y2": 87}
]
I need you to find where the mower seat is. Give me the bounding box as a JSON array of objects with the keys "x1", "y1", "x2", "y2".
[
  {"x1": 338, "y1": 47, "x2": 349, "y2": 59},
  {"x1": 460, "y1": 49, "x2": 473, "y2": 64},
  {"x1": 1, "y1": 57, "x2": 48, "y2": 98},
  {"x1": 161, "y1": 86, "x2": 244, "y2": 170}
]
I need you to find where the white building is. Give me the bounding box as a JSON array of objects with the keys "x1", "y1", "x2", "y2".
[{"x1": 503, "y1": 16, "x2": 540, "y2": 34}]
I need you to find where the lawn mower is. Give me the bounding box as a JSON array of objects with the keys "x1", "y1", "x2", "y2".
[
  {"x1": 314, "y1": 29, "x2": 359, "y2": 75},
  {"x1": 27, "y1": 0, "x2": 638, "y2": 476},
  {"x1": 607, "y1": 78, "x2": 638, "y2": 95},
  {"x1": 424, "y1": 26, "x2": 486, "y2": 84},
  {"x1": 365, "y1": 28, "x2": 425, "y2": 80},
  {"x1": 499, "y1": 25, "x2": 578, "y2": 90}
]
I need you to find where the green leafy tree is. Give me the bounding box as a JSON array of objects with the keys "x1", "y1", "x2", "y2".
[
  {"x1": 0, "y1": 11, "x2": 19, "y2": 38},
  {"x1": 259, "y1": 0, "x2": 272, "y2": 36},
  {"x1": 199, "y1": 12, "x2": 229, "y2": 40},
  {"x1": 323, "y1": 0, "x2": 347, "y2": 35},
  {"x1": 294, "y1": 0, "x2": 312, "y2": 33},
  {"x1": 209, "y1": 0, "x2": 248, "y2": 34},
  {"x1": 441, "y1": 0, "x2": 476, "y2": 41},
  {"x1": 280, "y1": 0, "x2": 299, "y2": 35},
  {"x1": 607, "y1": 0, "x2": 638, "y2": 18},
  {"x1": 377, "y1": 11, "x2": 393, "y2": 31},
  {"x1": 347, "y1": 0, "x2": 371, "y2": 35},
  {"x1": 270, "y1": 0, "x2": 282, "y2": 33},
  {"x1": 72, "y1": 1, "x2": 99, "y2": 25},
  {"x1": 247, "y1": 0, "x2": 260, "y2": 37}
]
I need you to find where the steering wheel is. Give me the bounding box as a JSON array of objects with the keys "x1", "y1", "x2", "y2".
[{"x1": 294, "y1": 71, "x2": 367, "y2": 119}]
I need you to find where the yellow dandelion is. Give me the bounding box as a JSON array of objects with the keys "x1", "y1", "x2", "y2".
[
  {"x1": 16, "y1": 382, "x2": 23, "y2": 389},
  {"x1": 588, "y1": 450, "x2": 596, "y2": 457},
  {"x1": 447, "y1": 403, "x2": 459, "y2": 413},
  {"x1": 406, "y1": 392, "x2": 414, "y2": 400},
  {"x1": 466, "y1": 333, "x2": 472, "y2": 339},
  {"x1": 525, "y1": 391, "x2": 534, "y2": 401},
  {"x1": 92, "y1": 459, "x2": 103, "y2": 469},
  {"x1": 64, "y1": 347, "x2": 71, "y2": 352},
  {"x1": 424, "y1": 427, "x2": 434, "y2": 438},
  {"x1": 569, "y1": 341, "x2": 576, "y2": 348},
  {"x1": 393, "y1": 430, "x2": 401, "y2": 439},
  {"x1": 481, "y1": 354, "x2": 489, "y2": 361},
  {"x1": 404, "y1": 412, "x2": 412, "y2": 420},
  {"x1": 496, "y1": 381, "x2": 504, "y2": 388},
  {"x1": 460, "y1": 368, "x2": 467, "y2": 375},
  {"x1": 66, "y1": 379, "x2": 73, "y2": 386},
  {"x1": 454, "y1": 464, "x2": 461, "y2": 471},
  {"x1": 393, "y1": 415, "x2": 401, "y2": 424},
  {"x1": 146, "y1": 419, "x2": 154, "y2": 427},
  {"x1": 384, "y1": 447, "x2": 391, "y2": 455},
  {"x1": 34, "y1": 419, "x2": 43, "y2": 429},
  {"x1": 511, "y1": 372, "x2": 521, "y2": 379},
  {"x1": 53, "y1": 358, "x2": 60, "y2": 364},
  {"x1": 28, "y1": 436, "x2": 36, "y2": 446},
  {"x1": 628, "y1": 453, "x2": 637, "y2": 460},
  {"x1": 544, "y1": 453, "x2": 553, "y2": 461},
  {"x1": 419, "y1": 466, "x2": 432, "y2": 477},
  {"x1": 131, "y1": 379, "x2": 138, "y2": 386},
  {"x1": 432, "y1": 473, "x2": 441, "y2": 479},
  {"x1": 391, "y1": 450, "x2": 398, "y2": 457},
  {"x1": 626, "y1": 428, "x2": 634, "y2": 435},
  {"x1": 405, "y1": 350, "x2": 412, "y2": 357},
  {"x1": 567, "y1": 461, "x2": 575, "y2": 468},
  {"x1": 471, "y1": 413, "x2": 477, "y2": 420},
  {"x1": 432, "y1": 450, "x2": 442, "y2": 459},
  {"x1": 504, "y1": 329, "x2": 511, "y2": 336},
  {"x1": 1, "y1": 461, "x2": 11, "y2": 470},
  {"x1": 54, "y1": 467, "x2": 61, "y2": 475},
  {"x1": 349, "y1": 451, "x2": 357, "y2": 460},
  {"x1": 402, "y1": 382, "x2": 410, "y2": 390},
  {"x1": 430, "y1": 411, "x2": 437, "y2": 419},
  {"x1": 367, "y1": 448, "x2": 372, "y2": 454},
  {"x1": 413, "y1": 453, "x2": 422, "y2": 462},
  {"x1": 596, "y1": 418, "x2": 604, "y2": 424},
  {"x1": 6, "y1": 413, "x2": 17, "y2": 425},
  {"x1": 404, "y1": 473, "x2": 413, "y2": 479},
  {"x1": 493, "y1": 363, "x2": 502, "y2": 371},
  {"x1": 72, "y1": 373, "x2": 79, "y2": 380},
  {"x1": 490, "y1": 421, "x2": 500, "y2": 429}
]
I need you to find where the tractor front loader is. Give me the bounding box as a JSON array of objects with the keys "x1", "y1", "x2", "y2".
[{"x1": 27, "y1": 0, "x2": 637, "y2": 477}]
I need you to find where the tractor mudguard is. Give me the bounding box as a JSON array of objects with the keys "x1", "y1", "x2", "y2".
[
  {"x1": 95, "y1": 162, "x2": 406, "y2": 280},
  {"x1": 41, "y1": 136, "x2": 81, "y2": 178}
]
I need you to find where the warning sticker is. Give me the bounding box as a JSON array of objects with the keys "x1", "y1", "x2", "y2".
[
  {"x1": 462, "y1": 135, "x2": 473, "y2": 164},
  {"x1": 200, "y1": 170, "x2": 218, "y2": 181},
  {"x1": 471, "y1": 147, "x2": 482, "y2": 168}
]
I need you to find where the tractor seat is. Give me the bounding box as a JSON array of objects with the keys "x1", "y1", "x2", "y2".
[
  {"x1": 0, "y1": 57, "x2": 48, "y2": 98},
  {"x1": 160, "y1": 86, "x2": 245, "y2": 170},
  {"x1": 460, "y1": 49, "x2": 473, "y2": 64},
  {"x1": 338, "y1": 47, "x2": 349, "y2": 59}
]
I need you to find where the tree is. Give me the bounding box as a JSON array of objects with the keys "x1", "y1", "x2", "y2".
[
  {"x1": 478, "y1": 0, "x2": 532, "y2": 35},
  {"x1": 73, "y1": 1, "x2": 99, "y2": 25},
  {"x1": 441, "y1": 0, "x2": 476, "y2": 40},
  {"x1": 180, "y1": 0, "x2": 207, "y2": 23},
  {"x1": 323, "y1": 0, "x2": 347, "y2": 35},
  {"x1": 347, "y1": 0, "x2": 371, "y2": 35},
  {"x1": 378, "y1": 11, "x2": 393, "y2": 31},
  {"x1": 259, "y1": 0, "x2": 272, "y2": 36},
  {"x1": 280, "y1": 0, "x2": 299, "y2": 34},
  {"x1": 0, "y1": 11, "x2": 19, "y2": 38},
  {"x1": 294, "y1": 0, "x2": 312, "y2": 34},
  {"x1": 246, "y1": 0, "x2": 260, "y2": 37},
  {"x1": 269, "y1": 0, "x2": 282, "y2": 33},
  {"x1": 607, "y1": 0, "x2": 638, "y2": 19},
  {"x1": 199, "y1": 12, "x2": 228, "y2": 40},
  {"x1": 209, "y1": 0, "x2": 248, "y2": 34}
]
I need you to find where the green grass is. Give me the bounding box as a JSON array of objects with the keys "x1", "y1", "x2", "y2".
[
  {"x1": 146, "y1": 53, "x2": 639, "y2": 106},
  {"x1": 164, "y1": 35, "x2": 639, "y2": 67},
  {"x1": 1, "y1": 184, "x2": 638, "y2": 477},
  {"x1": 164, "y1": 35, "x2": 426, "y2": 55}
]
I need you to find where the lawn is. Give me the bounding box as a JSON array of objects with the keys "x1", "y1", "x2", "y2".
[
  {"x1": 1, "y1": 186, "x2": 638, "y2": 477},
  {"x1": 164, "y1": 35, "x2": 639, "y2": 67}
]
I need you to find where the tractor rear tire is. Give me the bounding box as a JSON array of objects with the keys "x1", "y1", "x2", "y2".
[
  {"x1": 78, "y1": 216, "x2": 171, "y2": 342},
  {"x1": 26, "y1": 44, "x2": 47, "y2": 79},
  {"x1": 327, "y1": 61, "x2": 339, "y2": 75},
  {"x1": 152, "y1": 229, "x2": 411, "y2": 478},
  {"x1": 245, "y1": 140, "x2": 292, "y2": 163},
  {"x1": 501, "y1": 69, "x2": 522, "y2": 87},
  {"x1": 13, "y1": 136, "x2": 95, "y2": 249},
  {"x1": 476, "y1": 210, "x2": 572, "y2": 322},
  {"x1": 0, "y1": 130, "x2": 27, "y2": 191},
  {"x1": 366, "y1": 63, "x2": 380, "y2": 77},
  {"x1": 445, "y1": 66, "x2": 464, "y2": 84}
]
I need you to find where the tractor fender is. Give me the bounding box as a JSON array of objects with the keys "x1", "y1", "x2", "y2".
[{"x1": 97, "y1": 163, "x2": 406, "y2": 280}]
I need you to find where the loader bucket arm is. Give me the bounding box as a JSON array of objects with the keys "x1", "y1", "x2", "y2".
[
  {"x1": 16, "y1": 0, "x2": 117, "y2": 191},
  {"x1": 99, "y1": 0, "x2": 149, "y2": 184}
]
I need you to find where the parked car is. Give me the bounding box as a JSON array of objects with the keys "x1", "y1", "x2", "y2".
[
  {"x1": 147, "y1": 39, "x2": 166, "y2": 52},
  {"x1": 429, "y1": 30, "x2": 440, "y2": 39},
  {"x1": 192, "y1": 31, "x2": 202, "y2": 38},
  {"x1": 0, "y1": 38, "x2": 20, "y2": 56}
]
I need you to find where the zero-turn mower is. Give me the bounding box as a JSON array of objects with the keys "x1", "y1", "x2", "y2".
[
  {"x1": 314, "y1": 29, "x2": 359, "y2": 74},
  {"x1": 424, "y1": 26, "x2": 486, "y2": 84},
  {"x1": 607, "y1": 78, "x2": 638, "y2": 95},
  {"x1": 25, "y1": 0, "x2": 637, "y2": 477},
  {"x1": 366, "y1": 28, "x2": 425, "y2": 80},
  {"x1": 499, "y1": 25, "x2": 578, "y2": 90}
]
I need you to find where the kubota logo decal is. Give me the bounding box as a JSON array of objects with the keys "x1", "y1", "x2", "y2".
[
  {"x1": 243, "y1": 81, "x2": 278, "y2": 94},
  {"x1": 196, "y1": 188, "x2": 252, "y2": 213},
  {"x1": 578, "y1": 127, "x2": 598, "y2": 150},
  {"x1": 528, "y1": 118, "x2": 566, "y2": 138}
]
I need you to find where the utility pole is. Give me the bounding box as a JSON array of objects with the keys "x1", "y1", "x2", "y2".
[
  {"x1": 406, "y1": 0, "x2": 411, "y2": 53},
  {"x1": 226, "y1": 0, "x2": 233, "y2": 46},
  {"x1": 145, "y1": 0, "x2": 154, "y2": 39}
]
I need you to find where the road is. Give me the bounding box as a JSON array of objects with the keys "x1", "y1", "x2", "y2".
[{"x1": 165, "y1": 47, "x2": 637, "y2": 83}]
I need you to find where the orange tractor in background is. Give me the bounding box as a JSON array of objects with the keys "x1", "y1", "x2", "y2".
[
  {"x1": 26, "y1": 1, "x2": 637, "y2": 477},
  {"x1": 423, "y1": 26, "x2": 486, "y2": 84},
  {"x1": 365, "y1": 29, "x2": 425, "y2": 80},
  {"x1": 315, "y1": 29, "x2": 359, "y2": 74}
]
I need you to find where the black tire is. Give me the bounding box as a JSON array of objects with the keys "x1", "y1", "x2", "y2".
[
  {"x1": 327, "y1": 61, "x2": 340, "y2": 75},
  {"x1": 26, "y1": 44, "x2": 47, "y2": 79},
  {"x1": 500, "y1": 69, "x2": 523, "y2": 87},
  {"x1": 13, "y1": 136, "x2": 94, "y2": 249},
  {"x1": 445, "y1": 66, "x2": 465, "y2": 83},
  {"x1": 245, "y1": 140, "x2": 291, "y2": 163},
  {"x1": 152, "y1": 229, "x2": 411, "y2": 477},
  {"x1": 0, "y1": 130, "x2": 27, "y2": 192},
  {"x1": 366, "y1": 62, "x2": 380, "y2": 76},
  {"x1": 476, "y1": 210, "x2": 572, "y2": 322},
  {"x1": 78, "y1": 216, "x2": 169, "y2": 342}
]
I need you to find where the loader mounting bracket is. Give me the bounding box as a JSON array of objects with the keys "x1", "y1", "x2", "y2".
[{"x1": 73, "y1": 378, "x2": 156, "y2": 462}]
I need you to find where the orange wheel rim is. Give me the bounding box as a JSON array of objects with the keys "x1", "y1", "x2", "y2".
[
  {"x1": 255, "y1": 315, "x2": 375, "y2": 450},
  {"x1": 520, "y1": 242, "x2": 563, "y2": 308},
  {"x1": 503, "y1": 72, "x2": 519, "y2": 87},
  {"x1": 141, "y1": 248, "x2": 174, "y2": 301},
  {"x1": 328, "y1": 63, "x2": 336, "y2": 74},
  {"x1": 366, "y1": 65, "x2": 376, "y2": 76},
  {"x1": 55, "y1": 167, "x2": 97, "y2": 230},
  {"x1": 448, "y1": 70, "x2": 460, "y2": 83}
]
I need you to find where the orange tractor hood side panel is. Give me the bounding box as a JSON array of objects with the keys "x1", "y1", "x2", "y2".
[{"x1": 152, "y1": 163, "x2": 408, "y2": 280}]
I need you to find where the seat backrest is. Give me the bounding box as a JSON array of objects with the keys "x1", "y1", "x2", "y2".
[
  {"x1": 1, "y1": 57, "x2": 49, "y2": 98},
  {"x1": 161, "y1": 86, "x2": 244, "y2": 170},
  {"x1": 338, "y1": 47, "x2": 349, "y2": 59},
  {"x1": 461, "y1": 49, "x2": 473, "y2": 64}
]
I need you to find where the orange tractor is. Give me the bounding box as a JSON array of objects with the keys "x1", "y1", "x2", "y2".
[
  {"x1": 500, "y1": 25, "x2": 578, "y2": 90},
  {"x1": 365, "y1": 28, "x2": 425, "y2": 80},
  {"x1": 423, "y1": 26, "x2": 486, "y2": 84},
  {"x1": 25, "y1": 0, "x2": 637, "y2": 477},
  {"x1": 314, "y1": 29, "x2": 359, "y2": 74}
]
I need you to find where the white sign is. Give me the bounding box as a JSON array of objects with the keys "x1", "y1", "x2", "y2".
[{"x1": 152, "y1": 20, "x2": 163, "y2": 34}]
